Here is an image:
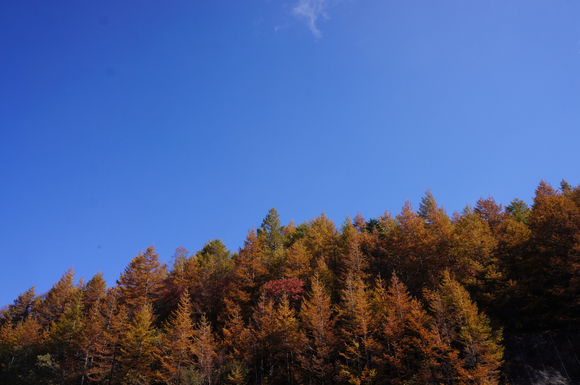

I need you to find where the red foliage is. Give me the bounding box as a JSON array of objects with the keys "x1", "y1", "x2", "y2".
[{"x1": 263, "y1": 277, "x2": 305, "y2": 307}]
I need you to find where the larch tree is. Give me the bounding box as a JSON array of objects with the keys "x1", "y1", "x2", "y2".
[
  {"x1": 450, "y1": 204, "x2": 500, "y2": 304},
  {"x1": 120, "y1": 303, "x2": 159, "y2": 384},
  {"x1": 190, "y1": 314, "x2": 217, "y2": 385},
  {"x1": 89, "y1": 290, "x2": 128, "y2": 385},
  {"x1": 423, "y1": 271, "x2": 503, "y2": 384},
  {"x1": 221, "y1": 303, "x2": 253, "y2": 364},
  {"x1": 82, "y1": 272, "x2": 108, "y2": 311},
  {"x1": 117, "y1": 246, "x2": 166, "y2": 317},
  {"x1": 273, "y1": 294, "x2": 304, "y2": 385},
  {"x1": 250, "y1": 295, "x2": 278, "y2": 385},
  {"x1": 38, "y1": 267, "x2": 77, "y2": 326},
  {"x1": 157, "y1": 290, "x2": 195, "y2": 384},
  {"x1": 228, "y1": 230, "x2": 267, "y2": 318},
  {"x1": 299, "y1": 275, "x2": 338, "y2": 385},
  {"x1": 372, "y1": 274, "x2": 430, "y2": 385},
  {"x1": 47, "y1": 290, "x2": 85, "y2": 383},
  {"x1": 338, "y1": 272, "x2": 378, "y2": 385},
  {"x1": 339, "y1": 219, "x2": 370, "y2": 280},
  {"x1": 4, "y1": 286, "x2": 39, "y2": 325},
  {"x1": 0, "y1": 314, "x2": 45, "y2": 384},
  {"x1": 282, "y1": 240, "x2": 313, "y2": 283}
]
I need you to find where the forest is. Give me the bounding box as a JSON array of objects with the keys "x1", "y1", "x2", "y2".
[{"x1": 1, "y1": 179, "x2": 580, "y2": 385}]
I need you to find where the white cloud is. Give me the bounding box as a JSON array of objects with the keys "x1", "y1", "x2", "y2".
[{"x1": 292, "y1": 0, "x2": 330, "y2": 39}]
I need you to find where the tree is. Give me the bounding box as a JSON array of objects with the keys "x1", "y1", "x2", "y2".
[
  {"x1": 339, "y1": 219, "x2": 370, "y2": 280},
  {"x1": 47, "y1": 290, "x2": 85, "y2": 383},
  {"x1": 221, "y1": 304, "x2": 253, "y2": 364},
  {"x1": 250, "y1": 295, "x2": 277, "y2": 384},
  {"x1": 120, "y1": 303, "x2": 159, "y2": 384},
  {"x1": 299, "y1": 275, "x2": 338, "y2": 385},
  {"x1": 450, "y1": 205, "x2": 499, "y2": 290},
  {"x1": 157, "y1": 290, "x2": 195, "y2": 384},
  {"x1": 228, "y1": 230, "x2": 267, "y2": 317},
  {"x1": 282, "y1": 240, "x2": 312, "y2": 282},
  {"x1": 474, "y1": 196, "x2": 505, "y2": 234},
  {"x1": 524, "y1": 180, "x2": 580, "y2": 330},
  {"x1": 117, "y1": 246, "x2": 166, "y2": 317},
  {"x1": 82, "y1": 272, "x2": 107, "y2": 310},
  {"x1": 372, "y1": 274, "x2": 430, "y2": 385},
  {"x1": 263, "y1": 277, "x2": 305, "y2": 309},
  {"x1": 391, "y1": 200, "x2": 443, "y2": 292},
  {"x1": 38, "y1": 268, "x2": 77, "y2": 326},
  {"x1": 88, "y1": 290, "x2": 128, "y2": 384},
  {"x1": 422, "y1": 271, "x2": 503, "y2": 384},
  {"x1": 258, "y1": 208, "x2": 286, "y2": 258},
  {"x1": 0, "y1": 315, "x2": 45, "y2": 384},
  {"x1": 418, "y1": 188, "x2": 437, "y2": 220},
  {"x1": 190, "y1": 314, "x2": 217, "y2": 385},
  {"x1": 506, "y1": 198, "x2": 531, "y2": 224},
  {"x1": 272, "y1": 295, "x2": 304, "y2": 385},
  {"x1": 5, "y1": 286, "x2": 39, "y2": 324},
  {"x1": 78, "y1": 297, "x2": 106, "y2": 385},
  {"x1": 338, "y1": 273, "x2": 378, "y2": 384}
]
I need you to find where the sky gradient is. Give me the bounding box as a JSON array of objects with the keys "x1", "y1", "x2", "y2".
[{"x1": 1, "y1": 0, "x2": 580, "y2": 306}]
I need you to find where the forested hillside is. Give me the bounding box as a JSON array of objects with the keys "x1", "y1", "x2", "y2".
[{"x1": 1, "y1": 180, "x2": 579, "y2": 385}]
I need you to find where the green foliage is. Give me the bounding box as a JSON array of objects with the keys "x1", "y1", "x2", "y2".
[{"x1": 506, "y1": 198, "x2": 531, "y2": 223}]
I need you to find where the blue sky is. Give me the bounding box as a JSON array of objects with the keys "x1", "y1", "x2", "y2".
[{"x1": 1, "y1": 0, "x2": 579, "y2": 306}]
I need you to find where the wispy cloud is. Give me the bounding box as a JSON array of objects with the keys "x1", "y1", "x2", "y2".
[{"x1": 292, "y1": 0, "x2": 330, "y2": 39}]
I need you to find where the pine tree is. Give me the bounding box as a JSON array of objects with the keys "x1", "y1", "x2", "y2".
[
  {"x1": 418, "y1": 188, "x2": 437, "y2": 220},
  {"x1": 258, "y1": 208, "x2": 286, "y2": 260}
]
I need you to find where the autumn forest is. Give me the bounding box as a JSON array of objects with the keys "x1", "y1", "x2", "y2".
[{"x1": 2, "y1": 180, "x2": 580, "y2": 385}]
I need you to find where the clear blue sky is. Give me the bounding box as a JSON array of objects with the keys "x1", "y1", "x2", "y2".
[{"x1": 1, "y1": 0, "x2": 579, "y2": 306}]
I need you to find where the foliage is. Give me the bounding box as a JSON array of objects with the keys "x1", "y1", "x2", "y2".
[{"x1": 3, "y1": 179, "x2": 580, "y2": 384}]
